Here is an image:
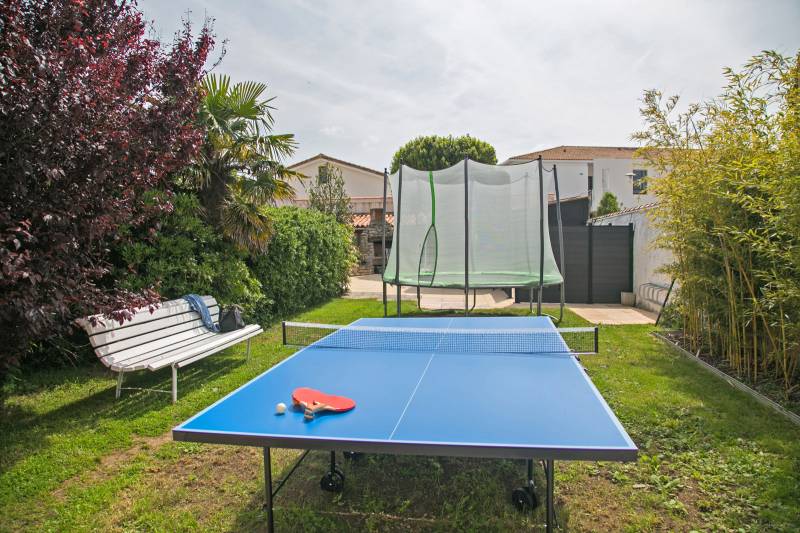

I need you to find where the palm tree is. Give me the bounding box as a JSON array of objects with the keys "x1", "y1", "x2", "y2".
[{"x1": 180, "y1": 74, "x2": 300, "y2": 252}]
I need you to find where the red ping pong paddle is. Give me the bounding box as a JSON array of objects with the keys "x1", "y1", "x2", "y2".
[{"x1": 292, "y1": 387, "x2": 355, "y2": 420}]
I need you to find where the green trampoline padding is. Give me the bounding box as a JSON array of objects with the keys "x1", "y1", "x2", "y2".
[{"x1": 384, "y1": 271, "x2": 563, "y2": 289}]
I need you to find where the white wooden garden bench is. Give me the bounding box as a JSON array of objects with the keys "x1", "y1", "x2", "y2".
[{"x1": 79, "y1": 295, "x2": 263, "y2": 403}]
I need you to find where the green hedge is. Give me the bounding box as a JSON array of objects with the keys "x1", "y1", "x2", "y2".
[
  {"x1": 250, "y1": 206, "x2": 356, "y2": 324},
  {"x1": 116, "y1": 199, "x2": 355, "y2": 326},
  {"x1": 116, "y1": 193, "x2": 264, "y2": 315}
]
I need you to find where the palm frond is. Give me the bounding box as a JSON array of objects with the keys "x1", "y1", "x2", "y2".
[
  {"x1": 220, "y1": 192, "x2": 273, "y2": 252},
  {"x1": 194, "y1": 73, "x2": 298, "y2": 249}
]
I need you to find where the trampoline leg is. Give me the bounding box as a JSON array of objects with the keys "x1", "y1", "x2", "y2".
[
  {"x1": 396, "y1": 284, "x2": 401, "y2": 316},
  {"x1": 537, "y1": 286, "x2": 543, "y2": 316},
  {"x1": 263, "y1": 447, "x2": 274, "y2": 533},
  {"x1": 546, "y1": 459, "x2": 554, "y2": 533},
  {"x1": 417, "y1": 286, "x2": 421, "y2": 309},
  {"x1": 527, "y1": 458, "x2": 535, "y2": 494}
]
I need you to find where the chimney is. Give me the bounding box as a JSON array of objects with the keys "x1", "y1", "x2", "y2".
[{"x1": 369, "y1": 207, "x2": 384, "y2": 227}]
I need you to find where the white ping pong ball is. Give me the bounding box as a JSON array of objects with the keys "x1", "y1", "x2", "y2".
[{"x1": 276, "y1": 402, "x2": 287, "y2": 414}]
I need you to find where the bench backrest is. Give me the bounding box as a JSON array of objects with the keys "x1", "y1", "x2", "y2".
[{"x1": 79, "y1": 296, "x2": 219, "y2": 370}]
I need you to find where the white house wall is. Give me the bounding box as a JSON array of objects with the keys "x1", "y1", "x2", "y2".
[
  {"x1": 541, "y1": 160, "x2": 588, "y2": 199},
  {"x1": 287, "y1": 158, "x2": 386, "y2": 200},
  {"x1": 592, "y1": 158, "x2": 658, "y2": 212}
]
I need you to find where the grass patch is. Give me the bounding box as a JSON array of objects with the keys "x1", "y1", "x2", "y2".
[{"x1": 2, "y1": 299, "x2": 799, "y2": 531}]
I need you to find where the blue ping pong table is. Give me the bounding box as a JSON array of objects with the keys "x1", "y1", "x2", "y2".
[{"x1": 173, "y1": 316, "x2": 637, "y2": 532}]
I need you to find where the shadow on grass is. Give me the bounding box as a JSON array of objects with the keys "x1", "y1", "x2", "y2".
[
  {"x1": 231, "y1": 450, "x2": 568, "y2": 532},
  {"x1": 0, "y1": 353, "x2": 246, "y2": 475}
]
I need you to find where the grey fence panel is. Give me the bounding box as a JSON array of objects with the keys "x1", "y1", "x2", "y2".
[
  {"x1": 515, "y1": 224, "x2": 632, "y2": 304},
  {"x1": 590, "y1": 225, "x2": 633, "y2": 303}
]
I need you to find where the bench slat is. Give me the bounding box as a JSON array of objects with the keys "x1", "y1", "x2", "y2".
[
  {"x1": 149, "y1": 325, "x2": 262, "y2": 370},
  {"x1": 88, "y1": 307, "x2": 219, "y2": 349},
  {"x1": 104, "y1": 329, "x2": 219, "y2": 369},
  {"x1": 176, "y1": 328, "x2": 262, "y2": 369},
  {"x1": 94, "y1": 312, "x2": 219, "y2": 357},
  {"x1": 111, "y1": 326, "x2": 259, "y2": 372},
  {"x1": 79, "y1": 296, "x2": 217, "y2": 336}
]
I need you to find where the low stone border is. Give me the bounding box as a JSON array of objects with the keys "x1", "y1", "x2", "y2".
[{"x1": 653, "y1": 332, "x2": 800, "y2": 427}]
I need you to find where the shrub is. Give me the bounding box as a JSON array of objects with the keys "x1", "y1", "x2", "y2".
[
  {"x1": 390, "y1": 134, "x2": 497, "y2": 172},
  {"x1": 250, "y1": 207, "x2": 356, "y2": 324},
  {"x1": 115, "y1": 193, "x2": 263, "y2": 316},
  {"x1": 0, "y1": 0, "x2": 213, "y2": 373},
  {"x1": 594, "y1": 192, "x2": 621, "y2": 217}
]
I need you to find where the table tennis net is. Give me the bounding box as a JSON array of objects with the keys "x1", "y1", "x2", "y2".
[{"x1": 282, "y1": 322, "x2": 598, "y2": 355}]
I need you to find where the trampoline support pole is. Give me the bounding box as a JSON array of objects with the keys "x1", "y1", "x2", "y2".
[
  {"x1": 464, "y1": 156, "x2": 470, "y2": 316},
  {"x1": 537, "y1": 156, "x2": 544, "y2": 316},
  {"x1": 382, "y1": 168, "x2": 388, "y2": 317},
  {"x1": 553, "y1": 164, "x2": 565, "y2": 324},
  {"x1": 396, "y1": 165, "x2": 403, "y2": 316}
]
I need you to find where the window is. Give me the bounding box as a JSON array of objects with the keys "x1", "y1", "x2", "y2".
[
  {"x1": 632, "y1": 169, "x2": 647, "y2": 195},
  {"x1": 317, "y1": 165, "x2": 329, "y2": 184},
  {"x1": 587, "y1": 163, "x2": 594, "y2": 191}
]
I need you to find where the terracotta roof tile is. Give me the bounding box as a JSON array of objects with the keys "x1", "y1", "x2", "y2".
[
  {"x1": 352, "y1": 213, "x2": 394, "y2": 228},
  {"x1": 507, "y1": 145, "x2": 641, "y2": 162},
  {"x1": 288, "y1": 153, "x2": 383, "y2": 176}
]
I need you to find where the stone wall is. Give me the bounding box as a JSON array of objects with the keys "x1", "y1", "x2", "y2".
[{"x1": 351, "y1": 207, "x2": 393, "y2": 276}]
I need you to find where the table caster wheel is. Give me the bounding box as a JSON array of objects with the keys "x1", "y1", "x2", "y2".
[
  {"x1": 512, "y1": 487, "x2": 537, "y2": 511},
  {"x1": 320, "y1": 470, "x2": 344, "y2": 492}
]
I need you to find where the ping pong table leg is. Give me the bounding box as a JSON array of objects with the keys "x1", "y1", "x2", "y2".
[
  {"x1": 263, "y1": 447, "x2": 274, "y2": 533},
  {"x1": 545, "y1": 459, "x2": 554, "y2": 533},
  {"x1": 527, "y1": 459, "x2": 535, "y2": 494}
]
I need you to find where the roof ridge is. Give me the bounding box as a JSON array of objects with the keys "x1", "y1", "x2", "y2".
[
  {"x1": 288, "y1": 153, "x2": 383, "y2": 176},
  {"x1": 589, "y1": 201, "x2": 659, "y2": 222},
  {"x1": 507, "y1": 145, "x2": 641, "y2": 162}
]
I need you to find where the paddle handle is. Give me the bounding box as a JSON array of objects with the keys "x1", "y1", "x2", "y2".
[{"x1": 303, "y1": 402, "x2": 333, "y2": 420}]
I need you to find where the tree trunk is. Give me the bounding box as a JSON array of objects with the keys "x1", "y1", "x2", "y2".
[{"x1": 200, "y1": 169, "x2": 230, "y2": 228}]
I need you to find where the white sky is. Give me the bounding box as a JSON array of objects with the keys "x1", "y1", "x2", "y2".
[{"x1": 140, "y1": 0, "x2": 800, "y2": 170}]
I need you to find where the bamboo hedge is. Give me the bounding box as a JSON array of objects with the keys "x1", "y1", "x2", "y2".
[{"x1": 634, "y1": 51, "x2": 800, "y2": 398}]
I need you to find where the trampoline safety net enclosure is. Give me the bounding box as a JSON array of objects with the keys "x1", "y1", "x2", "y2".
[{"x1": 383, "y1": 159, "x2": 564, "y2": 289}]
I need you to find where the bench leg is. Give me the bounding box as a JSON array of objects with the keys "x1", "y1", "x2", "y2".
[
  {"x1": 246, "y1": 338, "x2": 252, "y2": 361},
  {"x1": 115, "y1": 372, "x2": 124, "y2": 399},
  {"x1": 171, "y1": 365, "x2": 178, "y2": 403}
]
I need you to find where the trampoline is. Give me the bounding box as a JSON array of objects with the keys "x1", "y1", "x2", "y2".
[{"x1": 380, "y1": 157, "x2": 566, "y2": 317}]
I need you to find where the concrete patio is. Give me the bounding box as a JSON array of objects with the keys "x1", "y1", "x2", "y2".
[
  {"x1": 345, "y1": 275, "x2": 657, "y2": 324},
  {"x1": 346, "y1": 274, "x2": 515, "y2": 310}
]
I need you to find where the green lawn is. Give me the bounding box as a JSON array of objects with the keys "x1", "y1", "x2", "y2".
[{"x1": 1, "y1": 299, "x2": 799, "y2": 532}]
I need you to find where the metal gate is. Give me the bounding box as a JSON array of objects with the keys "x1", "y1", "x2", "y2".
[{"x1": 516, "y1": 224, "x2": 633, "y2": 304}]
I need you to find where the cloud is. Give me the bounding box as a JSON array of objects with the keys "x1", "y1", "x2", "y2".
[
  {"x1": 361, "y1": 134, "x2": 380, "y2": 149},
  {"x1": 140, "y1": 0, "x2": 800, "y2": 170},
  {"x1": 320, "y1": 125, "x2": 344, "y2": 136}
]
